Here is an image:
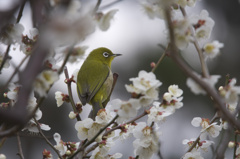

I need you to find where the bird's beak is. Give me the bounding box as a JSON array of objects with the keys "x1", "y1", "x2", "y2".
[{"x1": 112, "y1": 53, "x2": 122, "y2": 57}]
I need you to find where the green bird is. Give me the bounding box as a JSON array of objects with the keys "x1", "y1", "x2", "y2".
[{"x1": 77, "y1": 47, "x2": 121, "y2": 119}]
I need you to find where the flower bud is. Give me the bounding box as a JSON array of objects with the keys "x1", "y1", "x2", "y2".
[
  {"x1": 150, "y1": 62, "x2": 156, "y2": 68},
  {"x1": 228, "y1": 141, "x2": 235, "y2": 148},
  {"x1": 69, "y1": 111, "x2": 77, "y2": 119},
  {"x1": 65, "y1": 150, "x2": 71, "y2": 155}
]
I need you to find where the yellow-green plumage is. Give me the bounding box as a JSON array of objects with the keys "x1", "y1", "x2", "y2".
[{"x1": 77, "y1": 47, "x2": 121, "y2": 118}]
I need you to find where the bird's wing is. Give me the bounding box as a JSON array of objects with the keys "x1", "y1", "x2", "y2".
[{"x1": 77, "y1": 61, "x2": 109, "y2": 105}]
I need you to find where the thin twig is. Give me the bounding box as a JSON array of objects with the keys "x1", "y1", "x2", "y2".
[
  {"x1": 69, "y1": 115, "x2": 119, "y2": 159},
  {"x1": 0, "y1": 1, "x2": 26, "y2": 73},
  {"x1": 16, "y1": 1, "x2": 26, "y2": 23},
  {"x1": 0, "y1": 125, "x2": 21, "y2": 137},
  {"x1": 93, "y1": 0, "x2": 102, "y2": 13},
  {"x1": 214, "y1": 127, "x2": 232, "y2": 159},
  {"x1": 0, "y1": 137, "x2": 7, "y2": 149},
  {"x1": 64, "y1": 66, "x2": 81, "y2": 121},
  {"x1": 17, "y1": 133, "x2": 24, "y2": 159},
  {"x1": 157, "y1": 141, "x2": 163, "y2": 159},
  {"x1": 18, "y1": 132, "x2": 52, "y2": 139},
  {"x1": 4, "y1": 55, "x2": 29, "y2": 89},
  {"x1": 151, "y1": 48, "x2": 167, "y2": 73},
  {"x1": 179, "y1": 6, "x2": 209, "y2": 78},
  {"x1": 102, "y1": 110, "x2": 148, "y2": 137},
  {"x1": 99, "y1": 0, "x2": 123, "y2": 10},
  {"x1": 33, "y1": 117, "x2": 63, "y2": 159},
  {"x1": 234, "y1": 132, "x2": 238, "y2": 159},
  {"x1": 187, "y1": 113, "x2": 219, "y2": 153},
  {"x1": 0, "y1": 45, "x2": 11, "y2": 74},
  {"x1": 83, "y1": 143, "x2": 99, "y2": 156},
  {"x1": 58, "y1": 44, "x2": 76, "y2": 75}
]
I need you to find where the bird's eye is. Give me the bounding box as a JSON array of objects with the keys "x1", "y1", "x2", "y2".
[{"x1": 103, "y1": 52, "x2": 109, "y2": 57}]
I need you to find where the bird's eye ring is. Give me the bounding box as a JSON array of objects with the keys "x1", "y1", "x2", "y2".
[{"x1": 103, "y1": 52, "x2": 109, "y2": 57}]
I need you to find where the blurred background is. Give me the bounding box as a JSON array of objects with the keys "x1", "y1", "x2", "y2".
[{"x1": 0, "y1": 0, "x2": 240, "y2": 158}]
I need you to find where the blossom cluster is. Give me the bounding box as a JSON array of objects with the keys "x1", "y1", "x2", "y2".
[
  {"x1": 2, "y1": 83, "x2": 50, "y2": 133},
  {"x1": 55, "y1": 70, "x2": 183, "y2": 159},
  {"x1": 0, "y1": 0, "x2": 119, "y2": 158},
  {"x1": 1, "y1": 0, "x2": 238, "y2": 158},
  {"x1": 139, "y1": 0, "x2": 240, "y2": 159},
  {"x1": 140, "y1": 0, "x2": 224, "y2": 57}
]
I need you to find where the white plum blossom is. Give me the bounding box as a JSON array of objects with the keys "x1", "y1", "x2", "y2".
[
  {"x1": 220, "y1": 118, "x2": 228, "y2": 130},
  {"x1": 53, "y1": 132, "x2": 80, "y2": 156},
  {"x1": 54, "y1": 91, "x2": 69, "y2": 107},
  {"x1": 182, "y1": 152, "x2": 203, "y2": 159},
  {"x1": 191, "y1": 117, "x2": 222, "y2": 138},
  {"x1": 186, "y1": 74, "x2": 221, "y2": 95},
  {"x1": 34, "y1": 70, "x2": 59, "y2": 97},
  {"x1": 200, "y1": 140, "x2": 215, "y2": 152},
  {"x1": 95, "y1": 9, "x2": 118, "y2": 31},
  {"x1": 161, "y1": 85, "x2": 184, "y2": 113},
  {"x1": 0, "y1": 23, "x2": 24, "y2": 45},
  {"x1": 168, "y1": 84, "x2": 183, "y2": 97},
  {"x1": 139, "y1": 0, "x2": 165, "y2": 19},
  {"x1": 54, "y1": 133, "x2": 67, "y2": 156},
  {"x1": 75, "y1": 118, "x2": 94, "y2": 140},
  {"x1": 75, "y1": 115, "x2": 109, "y2": 141},
  {"x1": 0, "y1": 50, "x2": 10, "y2": 69},
  {"x1": 27, "y1": 92, "x2": 39, "y2": 114},
  {"x1": 95, "y1": 109, "x2": 113, "y2": 125},
  {"x1": 126, "y1": 70, "x2": 162, "y2": 94},
  {"x1": 23, "y1": 95, "x2": 51, "y2": 133},
  {"x1": 182, "y1": 138, "x2": 214, "y2": 152},
  {"x1": 55, "y1": 91, "x2": 64, "y2": 107},
  {"x1": 5, "y1": 83, "x2": 20, "y2": 104},
  {"x1": 125, "y1": 70, "x2": 162, "y2": 106},
  {"x1": 67, "y1": 45, "x2": 88, "y2": 63},
  {"x1": 133, "y1": 122, "x2": 158, "y2": 159},
  {"x1": 109, "y1": 98, "x2": 141, "y2": 123},
  {"x1": 147, "y1": 102, "x2": 172, "y2": 125},
  {"x1": 4, "y1": 84, "x2": 50, "y2": 133},
  {"x1": 190, "y1": 10, "x2": 215, "y2": 40},
  {"x1": 219, "y1": 78, "x2": 240, "y2": 106},
  {"x1": 45, "y1": 57, "x2": 60, "y2": 71},
  {"x1": 203, "y1": 40, "x2": 224, "y2": 59},
  {"x1": 90, "y1": 139, "x2": 122, "y2": 159},
  {"x1": 182, "y1": 138, "x2": 197, "y2": 151},
  {"x1": 118, "y1": 123, "x2": 136, "y2": 140},
  {"x1": 23, "y1": 118, "x2": 51, "y2": 133},
  {"x1": 45, "y1": 2, "x2": 96, "y2": 46},
  {"x1": 172, "y1": 16, "x2": 192, "y2": 49},
  {"x1": 20, "y1": 28, "x2": 38, "y2": 55},
  {"x1": 66, "y1": 0, "x2": 82, "y2": 16}
]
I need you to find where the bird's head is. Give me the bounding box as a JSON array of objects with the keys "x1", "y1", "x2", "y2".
[{"x1": 87, "y1": 47, "x2": 121, "y2": 66}]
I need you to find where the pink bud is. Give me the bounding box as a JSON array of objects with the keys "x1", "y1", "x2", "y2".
[{"x1": 151, "y1": 62, "x2": 156, "y2": 68}]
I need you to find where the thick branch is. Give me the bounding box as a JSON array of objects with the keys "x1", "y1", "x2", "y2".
[{"x1": 164, "y1": 6, "x2": 240, "y2": 130}]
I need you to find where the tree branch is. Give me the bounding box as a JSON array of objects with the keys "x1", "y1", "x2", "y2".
[
  {"x1": 164, "y1": 6, "x2": 240, "y2": 130},
  {"x1": 17, "y1": 133, "x2": 24, "y2": 159},
  {"x1": 64, "y1": 66, "x2": 81, "y2": 121},
  {"x1": 34, "y1": 117, "x2": 63, "y2": 159}
]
